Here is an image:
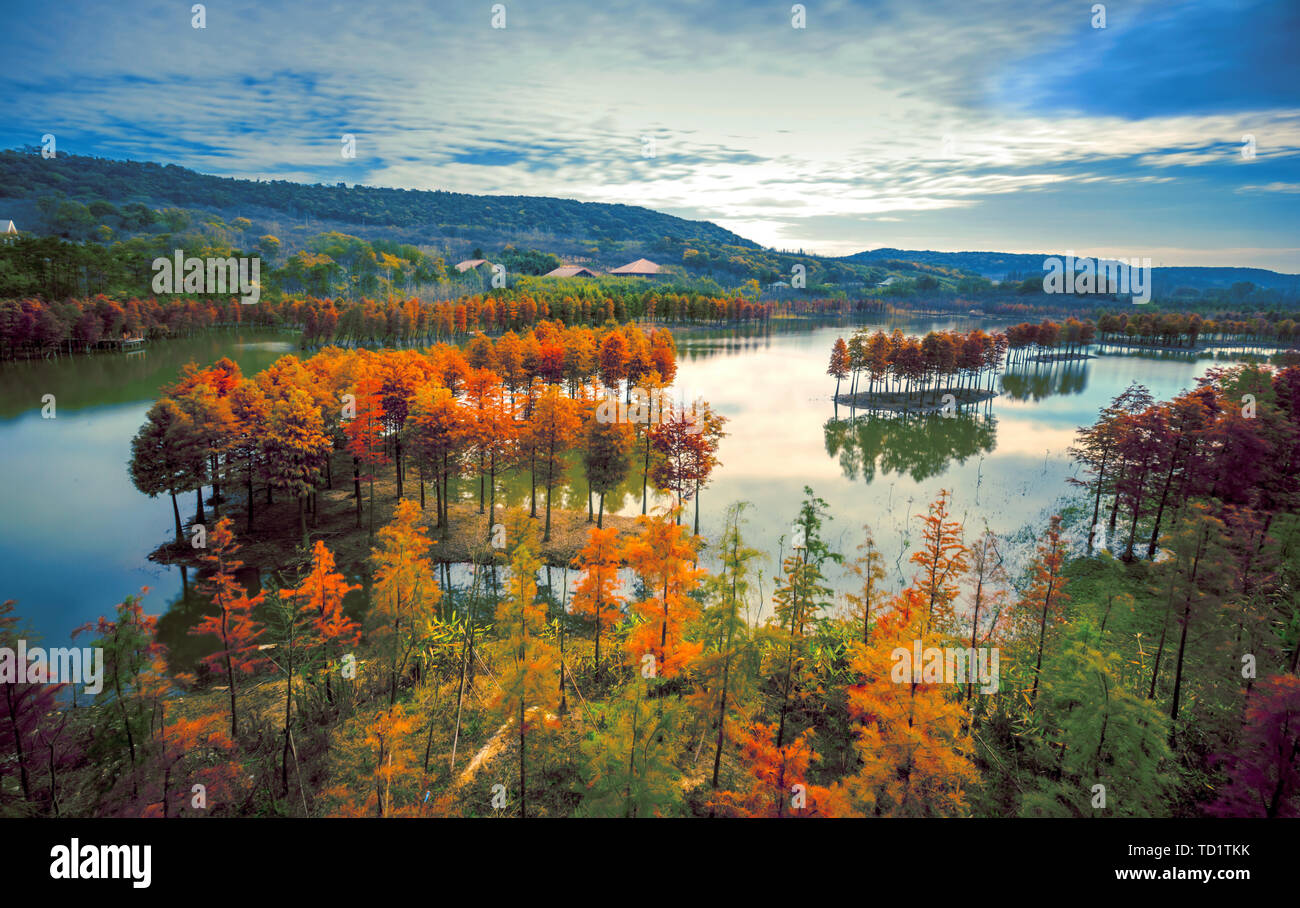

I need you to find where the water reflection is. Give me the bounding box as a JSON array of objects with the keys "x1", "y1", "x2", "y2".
[
  {"x1": 155, "y1": 559, "x2": 371, "y2": 677},
  {"x1": 155, "y1": 564, "x2": 228, "y2": 679},
  {"x1": 824, "y1": 404, "x2": 998, "y2": 483},
  {"x1": 151, "y1": 552, "x2": 645, "y2": 676},
  {"x1": 1001, "y1": 358, "x2": 1090, "y2": 401},
  {"x1": 1, "y1": 314, "x2": 1246, "y2": 650}
]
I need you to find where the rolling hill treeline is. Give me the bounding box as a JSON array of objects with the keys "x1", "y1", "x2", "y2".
[
  {"x1": 6, "y1": 148, "x2": 1297, "y2": 306},
  {"x1": 0, "y1": 149, "x2": 753, "y2": 249},
  {"x1": 0, "y1": 149, "x2": 944, "y2": 293}
]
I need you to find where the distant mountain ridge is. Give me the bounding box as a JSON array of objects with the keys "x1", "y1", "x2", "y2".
[
  {"x1": 0, "y1": 149, "x2": 756, "y2": 250},
  {"x1": 843, "y1": 248, "x2": 1300, "y2": 293}
]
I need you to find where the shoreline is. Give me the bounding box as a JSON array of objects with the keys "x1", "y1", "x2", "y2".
[{"x1": 833, "y1": 386, "x2": 996, "y2": 414}]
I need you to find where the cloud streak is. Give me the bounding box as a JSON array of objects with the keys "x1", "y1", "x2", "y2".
[{"x1": 1, "y1": 0, "x2": 1297, "y2": 268}]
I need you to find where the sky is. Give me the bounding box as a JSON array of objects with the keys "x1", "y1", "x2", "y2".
[{"x1": 1, "y1": 0, "x2": 1298, "y2": 269}]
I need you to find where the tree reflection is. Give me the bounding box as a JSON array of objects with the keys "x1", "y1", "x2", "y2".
[
  {"x1": 1000, "y1": 359, "x2": 1090, "y2": 401},
  {"x1": 824, "y1": 403, "x2": 998, "y2": 483}
]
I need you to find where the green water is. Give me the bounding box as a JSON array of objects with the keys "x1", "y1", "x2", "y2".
[
  {"x1": 0, "y1": 317, "x2": 1249, "y2": 653},
  {"x1": 0, "y1": 330, "x2": 299, "y2": 655}
]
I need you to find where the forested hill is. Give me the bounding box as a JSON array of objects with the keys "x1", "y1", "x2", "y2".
[
  {"x1": 844, "y1": 247, "x2": 1300, "y2": 294},
  {"x1": 0, "y1": 149, "x2": 755, "y2": 249},
  {"x1": 6, "y1": 148, "x2": 1296, "y2": 302}
]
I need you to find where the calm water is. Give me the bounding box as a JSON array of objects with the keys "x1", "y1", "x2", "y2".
[
  {"x1": 665, "y1": 318, "x2": 1245, "y2": 617},
  {"x1": 0, "y1": 330, "x2": 299, "y2": 652},
  {"x1": 0, "y1": 318, "x2": 1252, "y2": 648}
]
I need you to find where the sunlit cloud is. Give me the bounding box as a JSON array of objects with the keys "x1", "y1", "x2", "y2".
[{"x1": 0, "y1": 0, "x2": 1296, "y2": 267}]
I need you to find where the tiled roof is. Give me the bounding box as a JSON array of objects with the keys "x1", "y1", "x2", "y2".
[{"x1": 609, "y1": 258, "x2": 661, "y2": 275}]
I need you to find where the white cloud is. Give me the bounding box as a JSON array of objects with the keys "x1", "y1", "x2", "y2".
[{"x1": 3, "y1": 0, "x2": 1298, "y2": 267}]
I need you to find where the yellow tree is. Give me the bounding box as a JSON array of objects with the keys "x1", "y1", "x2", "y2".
[
  {"x1": 492, "y1": 537, "x2": 560, "y2": 818},
  {"x1": 405, "y1": 384, "x2": 469, "y2": 539},
  {"x1": 369, "y1": 500, "x2": 441, "y2": 705},
  {"x1": 835, "y1": 587, "x2": 977, "y2": 816},
  {"x1": 227, "y1": 378, "x2": 268, "y2": 532},
  {"x1": 569, "y1": 525, "x2": 625, "y2": 674},
  {"x1": 172, "y1": 373, "x2": 238, "y2": 521},
  {"x1": 366, "y1": 704, "x2": 424, "y2": 817},
  {"x1": 463, "y1": 367, "x2": 516, "y2": 535},
  {"x1": 262, "y1": 386, "x2": 330, "y2": 548},
  {"x1": 376, "y1": 352, "x2": 426, "y2": 500},
  {"x1": 325, "y1": 703, "x2": 423, "y2": 817},
  {"x1": 621, "y1": 512, "x2": 705, "y2": 680},
  {"x1": 527, "y1": 384, "x2": 581, "y2": 542}
]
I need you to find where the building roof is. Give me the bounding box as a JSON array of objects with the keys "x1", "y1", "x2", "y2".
[
  {"x1": 1, "y1": 220, "x2": 16, "y2": 234},
  {"x1": 544, "y1": 265, "x2": 600, "y2": 278},
  {"x1": 609, "y1": 257, "x2": 662, "y2": 276},
  {"x1": 455, "y1": 258, "x2": 491, "y2": 272}
]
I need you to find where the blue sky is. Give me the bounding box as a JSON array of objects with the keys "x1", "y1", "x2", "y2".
[{"x1": 1, "y1": 0, "x2": 1297, "y2": 269}]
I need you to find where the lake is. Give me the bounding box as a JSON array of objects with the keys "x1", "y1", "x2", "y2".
[{"x1": 0, "y1": 317, "x2": 1256, "y2": 649}]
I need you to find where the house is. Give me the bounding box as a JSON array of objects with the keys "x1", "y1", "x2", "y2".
[
  {"x1": 544, "y1": 265, "x2": 600, "y2": 278},
  {"x1": 609, "y1": 257, "x2": 662, "y2": 277},
  {"x1": 455, "y1": 258, "x2": 492, "y2": 273},
  {"x1": 1, "y1": 220, "x2": 16, "y2": 242}
]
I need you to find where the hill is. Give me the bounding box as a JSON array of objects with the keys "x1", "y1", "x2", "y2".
[
  {"x1": 843, "y1": 248, "x2": 1300, "y2": 296},
  {"x1": 0, "y1": 148, "x2": 915, "y2": 293},
  {"x1": 5, "y1": 148, "x2": 1295, "y2": 305},
  {"x1": 0, "y1": 148, "x2": 755, "y2": 252}
]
